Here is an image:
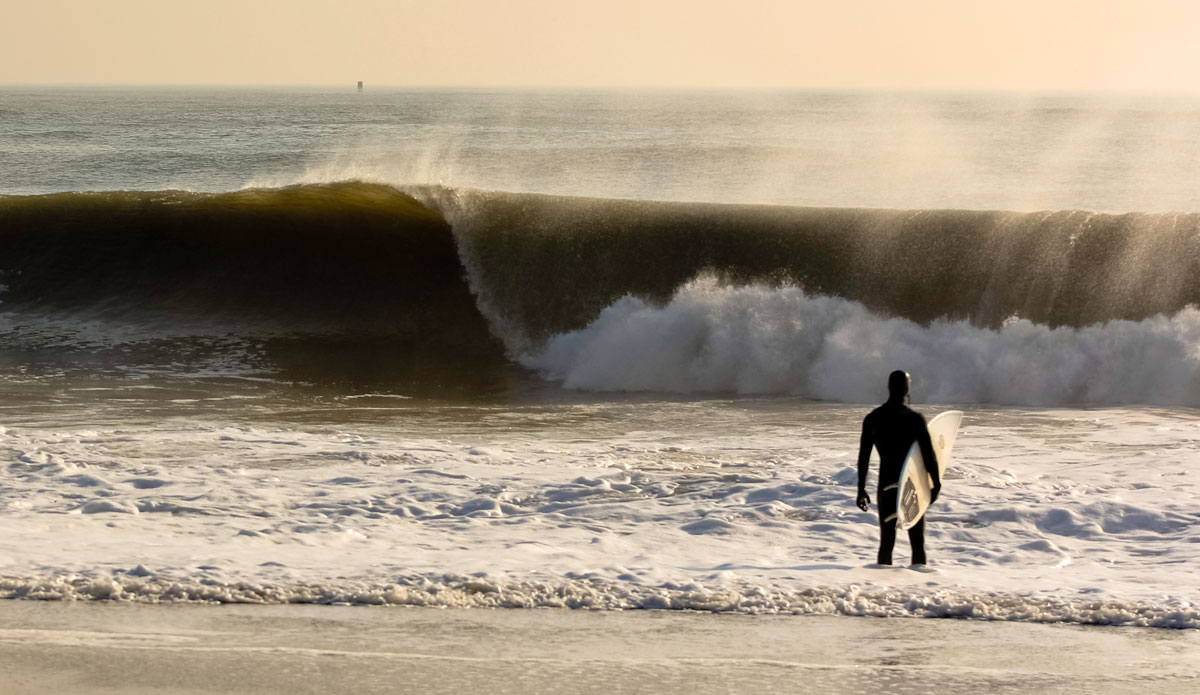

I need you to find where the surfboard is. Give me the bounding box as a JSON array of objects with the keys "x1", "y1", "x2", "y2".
[{"x1": 895, "y1": 410, "x2": 963, "y2": 531}]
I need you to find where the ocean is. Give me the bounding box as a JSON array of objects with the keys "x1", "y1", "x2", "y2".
[{"x1": 0, "y1": 87, "x2": 1197, "y2": 628}]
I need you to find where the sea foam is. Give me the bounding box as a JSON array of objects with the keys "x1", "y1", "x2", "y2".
[
  {"x1": 0, "y1": 403, "x2": 1195, "y2": 628},
  {"x1": 522, "y1": 277, "x2": 1200, "y2": 406}
]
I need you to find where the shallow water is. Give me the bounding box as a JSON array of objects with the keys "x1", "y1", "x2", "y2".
[{"x1": 1, "y1": 377, "x2": 1196, "y2": 627}]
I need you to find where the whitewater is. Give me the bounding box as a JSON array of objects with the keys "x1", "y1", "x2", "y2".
[
  {"x1": 0, "y1": 391, "x2": 1196, "y2": 627},
  {"x1": 0, "y1": 88, "x2": 1197, "y2": 632}
]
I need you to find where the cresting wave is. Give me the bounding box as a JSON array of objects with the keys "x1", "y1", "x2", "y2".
[
  {"x1": 0, "y1": 184, "x2": 477, "y2": 332},
  {"x1": 2, "y1": 182, "x2": 1198, "y2": 403},
  {"x1": 424, "y1": 186, "x2": 1200, "y2": 404},
  {"x1": 0, "y1": 183, "x2": 507, "y2": 386},
  {"x1": 417, "y1": 186, "x2": 1200, "y2": 345},
  {"x1": 2, "y1": 574, "x2": 1196, "y2": 629}
]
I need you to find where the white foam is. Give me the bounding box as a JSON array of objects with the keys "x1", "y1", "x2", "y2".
[
  {"x1": 0, "y1": 574, "x2": 1193, "y2": 628},
  {"x1": 521, "y1": 277, "x2": 1200, "y2": 406},
  {"x1": 0, "y1": 403, "x2": 1196, "y2": 628}
]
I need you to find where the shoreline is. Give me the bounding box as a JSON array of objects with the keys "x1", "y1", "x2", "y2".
[
  {"x1": 1, "y1": 601, "x2": 1197, "y2": 694},
  {"x1": 2, "y1": 572, "x2": 1197, "y2": 629}
]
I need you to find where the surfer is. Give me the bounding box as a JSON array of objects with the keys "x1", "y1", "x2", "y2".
[{"x1": 855, "y1": 370, "x2": 939, "y2": 566}]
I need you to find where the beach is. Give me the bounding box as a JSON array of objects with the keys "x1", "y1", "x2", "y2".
[{"x1": 3, "y1": 602, "x2": 1198, "y2": 695}]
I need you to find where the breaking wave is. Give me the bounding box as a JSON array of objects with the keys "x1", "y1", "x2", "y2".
[
  {"x1": 2, "y1": 181, "x2": 1198, "y2": 403},
  {"x1": 520, "y1": 277, "x2": 1200, "y2": 404},
  {"x1": 0, "y1": 183, "x2": 506, "y2": 386}
]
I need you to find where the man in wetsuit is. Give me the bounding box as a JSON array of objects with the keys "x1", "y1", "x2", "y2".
[{"x1": 855, "y1": 370, "x2": 940, "y2": 566}]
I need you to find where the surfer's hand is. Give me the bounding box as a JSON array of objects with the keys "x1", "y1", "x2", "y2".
[
  {"x1": 930, "y1": 484, "x2": 941, "y2": 505},
  {"x1": 856, "y1": 489, "x2": 870, "y2": 511}
]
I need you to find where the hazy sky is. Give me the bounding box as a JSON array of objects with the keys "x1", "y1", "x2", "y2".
[{"x1": 5, "y1": 0, "x2": 1200, "y2": 91}]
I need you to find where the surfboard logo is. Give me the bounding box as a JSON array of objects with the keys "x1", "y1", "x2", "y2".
[
  {"x1": 900, "y1": 479, "x2": 919, "y2": 522},
  {"x1": 937, "y1": 434, "x2": 945, "y2": 451}
]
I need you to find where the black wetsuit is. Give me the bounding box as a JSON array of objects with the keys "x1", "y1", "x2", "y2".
[{"x1": 857, "y1": 398, "x2": 938, "y2": 565}]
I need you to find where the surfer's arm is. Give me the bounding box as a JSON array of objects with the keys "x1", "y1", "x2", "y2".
[{"x1": 855, "y1": 417, "x2": 873, "y2": 510}]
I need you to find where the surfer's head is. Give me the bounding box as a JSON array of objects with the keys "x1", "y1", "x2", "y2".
[{"x1": 888, "y1": 370, "x2": 910, "y2": 402}]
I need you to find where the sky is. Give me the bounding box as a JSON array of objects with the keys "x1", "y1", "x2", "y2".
[{"x1": 4, "y1": 0, "x2": 1200, "y2": 91}]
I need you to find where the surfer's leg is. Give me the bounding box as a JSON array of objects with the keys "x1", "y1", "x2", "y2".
[
  {"x1": 876, "y1": 490, "x2": 897, "y2": 565},
  {"x1": 908, "y1": 516, "x2": 927, "y2": 565},
  {"x1": 877, "y1": 520, "x2": 896, "y2": 565}
]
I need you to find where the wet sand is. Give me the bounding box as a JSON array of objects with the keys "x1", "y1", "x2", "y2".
[{"x1": 0, "y1": 601, "x2": 1197, "y2": 694}]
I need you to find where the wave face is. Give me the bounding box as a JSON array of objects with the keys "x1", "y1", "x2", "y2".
[
  {"x1": 423, "y1": 187, "x2": 1200, "y2": 349},
  {"x1": 0, "y1": 183, "x2": 506, "y2": 386},
  {"x1": 3, "y1": 182, "x2": 1199, "y2": 403}
]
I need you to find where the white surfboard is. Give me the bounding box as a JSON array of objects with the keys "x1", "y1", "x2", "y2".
[{"x1": 895, "y1": 410, "x2": 963, "y2": 530}]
